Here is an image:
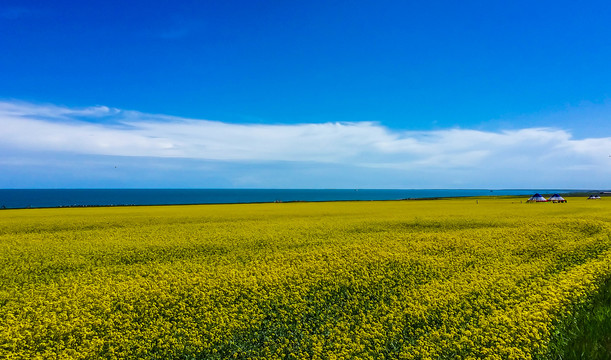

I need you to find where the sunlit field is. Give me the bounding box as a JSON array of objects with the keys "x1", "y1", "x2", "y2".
[{"x1": 1, "y1": 197, "x2": 610, "y2": 359}]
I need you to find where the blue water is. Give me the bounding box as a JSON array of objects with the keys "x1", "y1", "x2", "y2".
[{"x1": 0, "y1": 189, "x2": 576, "y2": 209}]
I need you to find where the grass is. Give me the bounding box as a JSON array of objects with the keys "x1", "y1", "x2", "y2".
[{"x1": 554, "y1": 277, "x2": 611, "y2": 359}]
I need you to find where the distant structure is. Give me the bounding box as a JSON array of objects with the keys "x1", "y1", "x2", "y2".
[
  {"x1": 587, "y1": 195, "x2": 601, "y2": 200},
  {"x1": 548, "y1": 194, "x2": 567, "y2": 203},
  {"x1": 526, "y1": 193, "x2": 547, "y2": 202}
]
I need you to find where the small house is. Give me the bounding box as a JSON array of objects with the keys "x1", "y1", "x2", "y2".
[
  {"x1": 527, "y1": 193, "x2": 547, "y2": 202},
  {"x1": 548, "y1": 194, "x2": 567, "y2": 203}
]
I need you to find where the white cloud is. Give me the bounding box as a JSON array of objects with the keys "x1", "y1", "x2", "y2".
[
  {"x1": 0, "y1": 100, "x2": 120, "y2": 120},
  {"x1": 1, "y1": 100, "x2": 610, "y2": 188}
]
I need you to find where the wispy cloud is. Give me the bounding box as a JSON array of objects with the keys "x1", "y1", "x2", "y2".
[
  {"x1": 0, "y1": 100, "x2": 120, "y2": 120},
  {"x1": 1, "y1": 100, "x2": 610, "y2": 188}
]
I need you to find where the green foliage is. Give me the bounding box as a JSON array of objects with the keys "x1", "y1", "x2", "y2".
[
  {"x1": 0, "y1": 197, "x2": 610, "y2": 359},
  {"x1": 549, "y1": 277, "x2": 611, "y2": 360}
]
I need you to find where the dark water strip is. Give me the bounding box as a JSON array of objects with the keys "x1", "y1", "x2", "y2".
[{"x1": 0, "y1": 189, "x2": 586, "y2": 209}]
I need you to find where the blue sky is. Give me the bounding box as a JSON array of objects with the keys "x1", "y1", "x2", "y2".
[{"x1": 1, "y1": 0, "x2": 610, "y2": 189}]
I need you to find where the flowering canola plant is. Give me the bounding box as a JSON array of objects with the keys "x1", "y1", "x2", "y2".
[{"x1": 0, "y1": 197, "x2": 610, "y2": 359}]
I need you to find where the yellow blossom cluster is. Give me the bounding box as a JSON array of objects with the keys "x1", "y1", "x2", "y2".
[{"x1": 0, "y1": 197, "x2": 610, "y2": 359}]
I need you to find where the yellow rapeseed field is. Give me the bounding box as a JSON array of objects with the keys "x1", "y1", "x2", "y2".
[{"x1": 1, "y1": 196, "x2": 610, "y2": 359}]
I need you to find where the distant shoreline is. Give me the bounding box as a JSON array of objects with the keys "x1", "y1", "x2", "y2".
[{"x1": 1, "y1": 189, "x2": 606, "y2": 210}]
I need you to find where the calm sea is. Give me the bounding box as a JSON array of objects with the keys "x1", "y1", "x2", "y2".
[{"x1": 0, "y1": 189, "x2": 572, "y2": 209}]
